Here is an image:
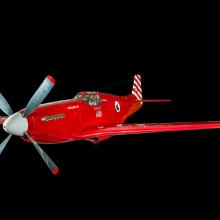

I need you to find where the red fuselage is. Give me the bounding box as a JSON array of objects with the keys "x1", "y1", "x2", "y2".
[{"x1": 21, "y1": 92, "x2": 141, "y2": 144}]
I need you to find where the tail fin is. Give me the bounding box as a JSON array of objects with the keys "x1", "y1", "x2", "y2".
[
  {"x1": 131, "y1": 74, "x2": 172, "y2": 103},
  {"x1": 132, "y1": 74, "x2": 142, "y2": 101}
]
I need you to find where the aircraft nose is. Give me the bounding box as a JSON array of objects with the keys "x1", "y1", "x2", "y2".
[{"x1": 3, "y1": 112, "x2": 28, "y2": 136}]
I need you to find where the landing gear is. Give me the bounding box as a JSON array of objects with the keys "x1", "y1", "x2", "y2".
[
  {"x1": 92, "y1": 141, "x2": 100, "y2": 146},
  {"x1": 85, "y1": 136, "x2": 111, "y2": 144}
]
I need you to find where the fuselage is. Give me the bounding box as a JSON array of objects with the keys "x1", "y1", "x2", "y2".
[{"x1": 21, "y1": 92, "x2": 142, "y2": 144}]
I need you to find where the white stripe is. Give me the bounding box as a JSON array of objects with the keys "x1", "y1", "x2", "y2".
[
  {"x1": 134, "y1": 76, "x2": 141, "y2": 87},
  {"x1": 136, "y1": 90, "x2": 142, "y2": 99},
  {"x1": 135, "y1": 75, "x2": 141, "y2": 84},
  {"x1": 134, "y1": 80, "x2": 141, "y2": 88},
  {"x1": 133, "y1": 85, "x2": 142, "y2": 95},
  {"x1": 132, "y1": 90, "x2": 142, "y2": 100},
  {"x1": 136, "y1": 74, "x2": 141, "y2": 80},
  {"x1": 134, "y1": 77, "x2": 141, "y2": 88},
  {"x1": 132, "y1": 91, "x2": 141, "y2": 100},
  {"x1": 134, "y1": 80, "x2": 142, "y2": 92}
]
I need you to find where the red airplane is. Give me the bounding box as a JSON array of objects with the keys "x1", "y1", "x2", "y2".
[{"x1": 1, "y1": 74, "x2": 220, "y2": 175}]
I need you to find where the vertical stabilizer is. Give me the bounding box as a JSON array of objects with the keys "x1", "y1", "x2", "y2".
[{"x1": 132, "y1": 74, "x2": 142, "y2": 102}]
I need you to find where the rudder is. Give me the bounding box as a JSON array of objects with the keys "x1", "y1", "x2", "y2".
[{"x1": 132, "y1": 74, "x2": 142, "y2": 101}]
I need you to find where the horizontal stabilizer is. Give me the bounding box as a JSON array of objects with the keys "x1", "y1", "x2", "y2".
[{"x1": 134, "y1": 99, "x2": 172, "y2": 103}]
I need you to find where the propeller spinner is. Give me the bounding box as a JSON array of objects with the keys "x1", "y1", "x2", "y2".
[
  {"x1": 3, "y1": 112, "x2": 28, "y2": 136},
  {"x1": 0, "y1": 75, "x2": 59, "y2": 175}
]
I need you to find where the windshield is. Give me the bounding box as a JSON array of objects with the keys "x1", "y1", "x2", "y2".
[
  {"x1": 73, "y1": 92, "x2": 101, "y2": 106},
  {"x1": 73, "y1": 92, "x2": 83, "y2": 100}
]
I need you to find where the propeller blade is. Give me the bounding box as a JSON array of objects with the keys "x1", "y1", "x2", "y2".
[
  {"x1": 24, "y1": 132, "x2": 59, "y2": 175},
  {"x1": 0, "y1": 93, "x2": 13, "y2": 116},
  {"x1": 23, "y1": 75, "x2": 56, "y2": 117},
  {"x1": 0, "y1": 134, "x2": 12, "y2": 155}
]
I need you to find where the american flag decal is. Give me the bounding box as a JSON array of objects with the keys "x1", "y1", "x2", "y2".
[{"x1": 96, "y1": 110, "x2": 102, "y2": 118}]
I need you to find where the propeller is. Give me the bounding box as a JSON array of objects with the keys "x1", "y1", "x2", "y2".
[
  {"x1": 24, "y1": 132, "x2": 59, "y2": 175},
  {"x1": 0, "y1": 134, "x2": 12, "y2": 155},
  {"x1": 0, "y1": 93, "x2": 13, "y2": 116},
  {"x1": 23, "y1": 75, "x2": 56, "y2": 117},
  {"x1": 0, "y1": 75, "x2": 59, "y2": 175}
]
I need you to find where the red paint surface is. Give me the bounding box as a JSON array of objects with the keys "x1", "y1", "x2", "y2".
[
  {"x1": 81, "y1": 121, "x2": 220, "y2": 138},
  {"x1": 52, "y1": 167, "x2": 59, "y2": 175},
  {"x1": 0, "y1": 116, "x2": 7, "y2": 125},
  {"x1": 47, "y1": 75, "x2": 56, "y2": 84},
  {"x1": 17, "y1": 91, "x2": 220, "y2": 144},
  {"x1": 135, "y1": 99, "x2": 172, "y2": 103}
]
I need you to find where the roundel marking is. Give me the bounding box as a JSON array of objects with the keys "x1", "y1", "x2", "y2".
[{"x1": 115, "y1": 101, "x2": 120, "y2": 112}]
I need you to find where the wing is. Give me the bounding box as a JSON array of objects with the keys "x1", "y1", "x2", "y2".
[{"x1": 80, "y1": 121, "x2": 220, "y2": 139}]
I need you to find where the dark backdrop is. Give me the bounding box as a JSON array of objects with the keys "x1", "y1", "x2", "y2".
[{"x1": 0, "y1": 6, "x2": 219, "y2": 214}]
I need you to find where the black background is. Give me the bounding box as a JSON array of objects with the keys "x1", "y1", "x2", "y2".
[{"x1": 0, "y1": 4, "x2": 219, "y2": 215}]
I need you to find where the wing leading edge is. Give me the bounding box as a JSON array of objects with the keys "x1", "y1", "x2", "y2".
[{"x1": 81, "y1": 121, "x2": 220, "y2": 139}]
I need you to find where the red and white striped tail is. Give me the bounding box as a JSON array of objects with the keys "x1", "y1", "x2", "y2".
[{"x1": 132, "y1": 74, "x2": 142, "y2": 101}]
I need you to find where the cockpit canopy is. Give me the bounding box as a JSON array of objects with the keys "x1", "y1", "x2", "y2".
[{"x1": 73, "y1": 92, "x2": 101, "y2": 106}]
